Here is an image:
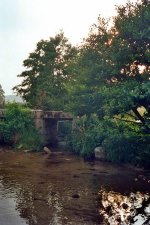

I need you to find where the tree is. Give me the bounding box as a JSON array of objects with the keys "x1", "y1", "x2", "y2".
[
  {"x1": 0, "y1": 84, "x2": 5, "y2": 107},
  {"x1": 69, "y1": 0, "x2": 150, "y2": 130},
  {"x1": 13, "y1": 32, "x2": 77, "y2": 110},
  {"x1": 67, "y1": 0, "x2": 150, "y2": 165},
  {"x1": 102, "y1": 0, "x2": 150, "y2": 129}
]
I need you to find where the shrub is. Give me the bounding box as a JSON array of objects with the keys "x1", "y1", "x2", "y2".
[
  {"x1": 67, "y1": 114, "x2": 107, "y2": 159},
  {"x1": 0, "y1": 103, "x2": 43, "y2": 151},
  {"x1": 133, "y1": 135, "x2": 150, "y2": 169},
  {"x1": 103, "y1": 134, "x2": 150, "y2": 168},
  {"x1": 67, "y1": 114, "x2": 150, "y2": 168},
  {"x1": 17, "y1": 129, "x2": 43, "y2": 151},
  {"x1": 102, "y1": 135, "x2": 135, "y2": 163}
]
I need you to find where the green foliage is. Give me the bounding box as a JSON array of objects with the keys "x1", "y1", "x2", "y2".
[
  {"x1": 68, "y1": 0, "x2": 150, "y2": 127},
  {"x1": 67, "y1": 115, "x2": 97, "y2": 158},
  {"x1": 102, "y1": 135, "x2": 136, "y2": 163},
  {"x1": 68, "y1": 115, "x2": 150, "y2": 167},
  {"x1": 67, "y1": 115, "x2": 116, "y2": 159},
  {"x1": 11, "y1": 1, "x2": 150, "y2": 167},
  {"x1": 0, "y1": 103, "x2": 43, "y2": 151},
  {"x1": 103, "y1": 134, "x2": 150, "y2": 168},
  {"x1": 17, "y1": 129, "x2": 43, "y2": 151},
  {"x1": 13, "y1": 32, "x2": 77, "y2": 110},
  {"x1": 65, "y1": 1, "x2": 150, "y2": 168},
  {"x1": 133, "y1": 135, "x2": 150, "y2": 168}
]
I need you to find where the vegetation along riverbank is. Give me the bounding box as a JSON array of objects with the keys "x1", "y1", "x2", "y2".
[{"x1": 0, "y1": 0, "x2": 150, "y2": 169}]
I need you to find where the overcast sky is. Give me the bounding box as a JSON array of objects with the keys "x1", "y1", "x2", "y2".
[{"x1": 0, "y1": 0, "x2": 136, "y2": 95}]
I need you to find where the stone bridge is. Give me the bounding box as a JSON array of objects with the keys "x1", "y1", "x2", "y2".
[{"x1": 0, "y1": 109, "x2": 73, "y2": 145}]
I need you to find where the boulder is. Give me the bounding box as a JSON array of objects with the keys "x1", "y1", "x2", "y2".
[
  {"x1": 43, "y1": 146, "x2": 51, "y2": 154},
  {"x1": 94, "y1": 146, "x2": 106, "y2": 160},
  {"x1": 24, "y1": 149, "x2": 32, "y2": 153}
]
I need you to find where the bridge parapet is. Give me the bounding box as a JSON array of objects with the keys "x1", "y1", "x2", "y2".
[
  {"x1": 43, "y1": 111, "x2": 73, "y2": 120},
  {"x1": 0, "y1": 109, "x2": 73, "y2": 120}
]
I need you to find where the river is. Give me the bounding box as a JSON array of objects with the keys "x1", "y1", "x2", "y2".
[{"x1": 0, "y1": 150, "x2": 149, "y2": 225}]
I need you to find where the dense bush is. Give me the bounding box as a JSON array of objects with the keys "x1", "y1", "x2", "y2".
[
  {"x1": 0, "y1": 103, "x2": 43, "y2": 151},
  {"x1": 67, "y1": 115, "x2": 97, "y2": 158},
  {"x1": 67, "y1": 114, "x2": 150, "y2": 168},
  {"x1": 67, "y1": 114, "x2": 113, "y2": 159},
  {"x1": 102, "y1": 135, "x2": 136, "y2": 163},
  {"x1": 132, "y1": 136, "x2": 150, "y2": 169},
  {"x1": 103, "y1": 134, "x2": 150, "y2": 168}
]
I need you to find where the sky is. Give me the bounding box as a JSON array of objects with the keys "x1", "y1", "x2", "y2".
[{"x1": 0, "y1": 0, "x2": 136, "y2": 95}]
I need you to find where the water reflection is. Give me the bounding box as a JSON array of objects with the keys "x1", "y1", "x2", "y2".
[
  {"x1": 0, "y1": 152, "x2": 149, "y2": 225},
  {"x1": 99, "y1": 189, "x2": 150, "y2": 225},
  {"x1": 0, "y1": 152, "x2": 102, "y2": 225}
]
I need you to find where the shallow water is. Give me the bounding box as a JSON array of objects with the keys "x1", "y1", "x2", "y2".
[{"x1": 0, "y1": 151, "x2": 149, "y2": 225}]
